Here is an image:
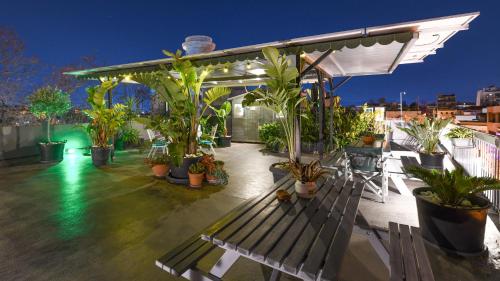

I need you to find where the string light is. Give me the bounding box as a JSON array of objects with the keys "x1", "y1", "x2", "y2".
[
  {"x1": 246, "y1": 62, "x2": 251, "y2": 69},
  {"x1": 223, "y1": 66, "x2": 229, "y2": 73}
]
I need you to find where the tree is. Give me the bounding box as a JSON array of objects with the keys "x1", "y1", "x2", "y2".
[
  {"x1": 0, "y1": 27, "x2": 39, "y2": 123},
  {"x1": 28, "y1": 86, "x2": 71, "y2": 143},
  {"x1": 46, "y1": 56, "x2": 96, "y2": 94}
]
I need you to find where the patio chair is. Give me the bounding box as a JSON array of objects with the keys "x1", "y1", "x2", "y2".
[
  {"x1": 147, "y1": 129, "x2": 167, "y2": 158},
  {"x1": 199, "y1": 124, "x2": 218, "y2": 155}
]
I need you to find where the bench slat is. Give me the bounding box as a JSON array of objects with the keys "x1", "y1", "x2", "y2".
[
  {"x1": 171, "y1": 242, "x2": 217, "y2": 276},
  {"x1": 400, "y1": 224, "x2": 419, "y2": 281},
  {"x1": 389, "y1": 222, "x2": 404, "y2": 281},
  {"x1": 411, "y1": 226, "x2": 435, "y2": 281},
  {"x1": 319, "y1": 182, "x2": 364, "y2": 281}
]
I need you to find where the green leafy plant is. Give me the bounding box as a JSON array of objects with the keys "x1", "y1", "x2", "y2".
[
  {"x1": 119, "y1": 126, "x2": 140, "y2": 145},
  {"x1": 243, "y1": 47, "x2": 303, "y2": 162},
  {"x1": 84, "y1": 81, "x2": 127, "y2": 148},
  {"x1": 405, "y1": 165, "x2": 500, "y2": 207},
  {"x1": 210, "y1": 101, "x2": 232, "y2": 136},
  {"x1": 213, "y1": 165, "x2": 229, "y2": 185},
  {"x1": 446, "y1": 127, "x2": 473, "y2": 139},
  {"x1": 144, "y1": 153, "x2": 169, "y2": 166},
  {"x1": 258, "y1": 121, "x2": 286, "y2": 151},
  {"x1": 289, "y1": 160, "x2": 329, "y2": 183},
  {"x1": 188, "y1": 162, "x2": 205, "y2": 174},
  {"x1": 330, "y1": 102, "x2": 375, "y2": 150},
  {"x1": 133, "y1": 50, "x2": 230, "y2": 165},
  {"x1": 200, "y1": 153, "x2": 216, "y2": 175},
  {"x1": 28, "y1": 86, "x2": 71, "y2": 143},
  {"x1": 398, "y1": 117, "x2": 451, "y2": 154}
]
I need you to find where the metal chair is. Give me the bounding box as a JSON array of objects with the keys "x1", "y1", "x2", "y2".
[
  {"x1": 199, "y1": 124, "x2": 218, "y2": 155},
  {"x1": 147, "y1": 129, "x2": 167, "y2": 158}
]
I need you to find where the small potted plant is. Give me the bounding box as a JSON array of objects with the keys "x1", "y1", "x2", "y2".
[
  {"x1": 145, "y1": 154, "x2": 170, "y2": 177},
  {"x1": 290, "y1": 160, "x2": 329, "y2": 198},
  {"x1": 210, "y1": 101, "x2": 232, "y2": 147},
  {"x1": 446, "y1": 127, "x2": 474, "y2": 147},
  {"x1": 188, "y1": 162, "x2": 205, "y2": 188},
  {"x1": 213, "y1": 163, "x2": 229, "y2": 185},
  {"x1": 405, "y1": 165, "x2": 500, "y2": 254},
  {"x1": 362, "y1": 131, "x2": 375, "y2": 145},
  {"x1": 200, "y1": 153, "x2": 217, "y2": 184},
  {"x1": 28, "y1": 86, "x2": 71, "y2": 163},
  {"x1": 398, "y1": 117, "x2": 451, "y2": 169}
]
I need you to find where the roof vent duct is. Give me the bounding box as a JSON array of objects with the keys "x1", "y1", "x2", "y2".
[{"x1": 182, "y1": 35, "x2": 216, "y2": 55}]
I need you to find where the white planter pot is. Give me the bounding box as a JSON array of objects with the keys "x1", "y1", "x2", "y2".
[
  {"x1": 295, "y1": 181, "x2": 317, "y2": 199},
  {"x1": 451, "y1": 138, "x2": 473, "y2": 147}
]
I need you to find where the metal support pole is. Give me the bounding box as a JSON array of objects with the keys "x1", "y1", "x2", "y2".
[
  {"x1": 299, "y1": 49, "x2": 333, "y2": 79},
  {"x1": 317, "y1": 69, "x2": 325, "y2": 159},
  {"x1": 328, "y1": 78, "x2": 335, "y2": 152},
  {"x1": 295, "y1": 54, "x2": 302, "y2": 163},
  {"x1": 107, "y1": 89, "x2": 112, "y2": 109}
]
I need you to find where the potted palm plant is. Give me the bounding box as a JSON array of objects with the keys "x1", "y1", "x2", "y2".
[
  {"x1": 145, "y1": 153, "x2": 170, "y2": 177},
  {"x1": 290, "y1": 160, "x2": 329, "y2": 198},
  {"x1": 398, "y1": 117, "x2": 451, "y2": 169},
  {"x1": 188, "y1": 162, "x2": 205, "y2": 188},
  {"x1": 446, "y1": 126, "x2": 474, "y2": 147},
  {"x1": 210, "y1": 101, "x2": 232, "y2": 147},
  {"x1": 405, "y1": 165, "x2": 500, "y2": 254},
  {"x1": 28, "y1": 86, "x2": 71, "y2": 163},
  {"x1": 133, "y1": 50, "x2": 230, "y2": 181},
  {"x1": 243, "y1": 47, "x2": 303, "y2": 183},
  {"x1": 84, "y1": 81, "x2": 126, "y2": 167}
]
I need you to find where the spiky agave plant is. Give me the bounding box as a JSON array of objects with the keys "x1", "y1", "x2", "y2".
[
  {"x1": 405, "y1": 165, "x2": 500, "y2": 207},
  {"x1": 398, "y1": 117, "x2": 450, "y2": 154},
  {"x1": 290, "y1": 160, "x2": 330, "y2": 183}
]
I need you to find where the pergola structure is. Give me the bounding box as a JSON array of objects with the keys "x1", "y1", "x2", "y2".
[{"x1": 66, "y1": 12, "x2": 478, "y2": 159}]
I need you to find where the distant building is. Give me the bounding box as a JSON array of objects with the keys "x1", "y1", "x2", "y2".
[
  {"x1": 487, "y1": 106, "x2": 500, "y2": 134},
  {"x1": 476, "y1": 86, "x2": 500, "y2": 106},
  {"x1": 437, "y1": 94, "x2": 456, "y2": 109}
]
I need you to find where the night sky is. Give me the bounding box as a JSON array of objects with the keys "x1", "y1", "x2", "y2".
[{"x1": 1, "y1": 0, "x2": 499, "y2": 106}]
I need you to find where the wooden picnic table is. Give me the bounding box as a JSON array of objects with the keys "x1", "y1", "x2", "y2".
[{"x1": 200, "y1": 174, "x2": 365, "y2": 281}]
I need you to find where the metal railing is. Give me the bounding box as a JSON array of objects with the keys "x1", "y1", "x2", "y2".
[{"x1": 441, "y1": 125, "x2": 500, "y2": 211}]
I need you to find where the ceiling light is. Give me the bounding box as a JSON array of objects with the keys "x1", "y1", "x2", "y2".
[
  {"x1": 246, "y1": 62, "x2": 251, "y2": 69},
  {"x1": 300, "y1": 52, "x2": 307, "y2": 58},
  {"x1": 223, "y1": 67, "x2": 229, "y2": 73},
  {"x1": 249, "y1": 68, "x2": 266, "y2": 76}
]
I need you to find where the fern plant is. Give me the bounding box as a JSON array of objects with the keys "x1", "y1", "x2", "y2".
[
  {"x1": 398, "y1": 117, "x2": 450, "y2": 154},
  {"x1": 405, "y1": 165, "x2": 500, "y2": 207}
]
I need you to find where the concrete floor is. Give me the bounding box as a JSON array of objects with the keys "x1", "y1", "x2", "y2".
[{"x1": 0, "y1": 143, "x2": 388, "y2": 281}]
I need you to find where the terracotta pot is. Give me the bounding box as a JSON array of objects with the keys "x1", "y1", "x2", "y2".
[
  {"x1": 295, "y1": 181, "x2": 317, "y2": 199},
  {"x1": 188, "y1": 172, "x2": 204, "y2": 188},
  {"x1": 206, "y1": 173, "x2": 218, "y2": 184},
  {"x1": 362, "y1": 135, "x2": 375, "y2": 145},
  {"x1": 152, "y1": 164, "x2": 169, "y2": 177}
]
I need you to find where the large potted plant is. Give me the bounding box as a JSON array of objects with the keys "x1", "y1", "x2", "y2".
[
  {"x1": 398, "y1": 117, "x2": 451, "y2": 169},
  {"x1": 210, "y1": 101, "x2": 232, "y2": 147},
  {"x1": 290, "y1": 160, "x2": 329, "y2": 198},
  {"x1": 28, "y1": 86, "x2": 71, "y2": 163},
  {"x1": 405, "y1": 165, "x2": 500, "y2": 254},
  {"x1": 446, "y1": 126, "x2": 474, "y2": 147},
  {"x1": 133, "y1": 50, "x2": 230, "y2": 181},
  {"x1": 84, "y1": 81, "x2": 126, "y2": 167},
  {"x1": 243, "y1": 47, "x2": 303, "y2": 182}
]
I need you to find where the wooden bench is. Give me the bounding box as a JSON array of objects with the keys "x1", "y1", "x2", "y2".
[
  {"x1": 155, "y1": 174, "x2": 294, "y2": 280},
  {"x1": 389, "y1": 222, "x2": 435, "y2": 281}
]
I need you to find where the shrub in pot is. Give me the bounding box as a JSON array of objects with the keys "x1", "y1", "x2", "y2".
[
  {"x1": 290, "y1": 160, "x2": 329, "y2": 198},
  {"x1": 243, "y1": 47, "x2": 303, "y2": 182},
  {"x1": 84, "y1": 81, "x2": 126, "y2": 167},
  {"x1": 188, "y1": 162, "x2": 205, "y2": 188},
  {"x1": 213, "y1": 163, "x2": 229, "y2": 185},
  {"x1": 210, "y1": 101, "x2": 232, "y2": 147},
  {"x1": 200, "y1": 153, "x2": 218, "y2": 184},
  {"x1": 28, "y1": 86, "x2": 71, "y2": 163},
  {"x1": 405, "y1": 165, "x2": 500, "y2": 254},
  {"x1": 145, "y1": 154, "x2": 170, "y2": 177},
  {"x1": 398, "y1": 117, "x2": 451, "y2": 169},
  {"x1": 133, "y1": 50, "x2": 230, "y2": 180},
  {"x1": 116, "y1": 126, "x2": 140, "y2": 150},
  {"x1": 446, "y1": 127, "x2": 474, "y2": 147}
]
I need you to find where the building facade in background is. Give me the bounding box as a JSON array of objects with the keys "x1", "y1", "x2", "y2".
[{"x1": 476, "y1": 86, "x2": 500, "y2": 106}]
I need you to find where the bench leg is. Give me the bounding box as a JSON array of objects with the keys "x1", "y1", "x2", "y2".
[
  {"x1": 269, "y1": 268, "x2": 281, "y2": 281},
  {"x1": 209, "y1": 249, "x2": 240, "y2": 278},
  {"x1": 182, "y1": 269, "x2": 222, "y2": 281}
]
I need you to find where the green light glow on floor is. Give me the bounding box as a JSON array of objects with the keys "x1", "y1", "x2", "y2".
[{"x1": 57, "y1": 153, "x2": 88, "y2": 240}]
